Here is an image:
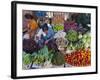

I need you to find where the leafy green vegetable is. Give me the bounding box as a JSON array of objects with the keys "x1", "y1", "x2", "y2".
[
  {"x1": 78, "y1": 33, "x2": 83, "y2": 39},
  {"x1": 32, "y1": 53, "x2": 45, "y2": 64},
  {"x1": 53, "y1": 24, "x2": 64, "y2": 32},
  {"x1": 51, "y1": 52, "x2": 65, "y2": 65},
  {"x1": 67, "y1": 42, "x2": 76, "y2": 51},
  {"x1": 81, "y1": 32, "x2": 91, "y2": 48},
  {"x1": 67, "y1": 32, "x2": 91, "y2": 51},
  {"x1": 66, "y1": 29, "x2": 78, "y2": 42},
  {"x1": 31, "y1": 45, "x2": 53, "y2": 65},
  {"x1": 23, "y1": 54, "x2": 32, "y2": 65}
]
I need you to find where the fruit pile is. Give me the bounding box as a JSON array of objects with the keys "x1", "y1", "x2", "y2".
[{"x1": 64, "y1": 49, "x2": 91, "y2": 66}]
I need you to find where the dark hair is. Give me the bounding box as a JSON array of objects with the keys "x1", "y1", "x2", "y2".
[
  {"x1": 49, "y1": 18, "x2": 52, "y2": 24},
  {"x1": 41, "y1": 23, "x2": 48, "y2": 31},
  {"x1": 24, "y1": 13, "x2": 34, "y2": 19}
]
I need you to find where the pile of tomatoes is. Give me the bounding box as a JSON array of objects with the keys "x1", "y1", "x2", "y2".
[{"x1": 64, "y1": 49, "x2": 91, "y2": 66}]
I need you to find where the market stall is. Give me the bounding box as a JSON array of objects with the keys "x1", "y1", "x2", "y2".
[{"x1": 22, "y1": 10, "x2": 91, "y2": 69}]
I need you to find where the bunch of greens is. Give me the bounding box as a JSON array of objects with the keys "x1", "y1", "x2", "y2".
[
  {"x1": 51, "y1": 51, "x2": 65, "y2": 66},
  {"x1": 23, "y1": 45, "x2": 54, "y2": 66},
  {"x1": 66, "y1": 32, "x2": 91, "y2": 51},
  {"x1": 53, "y1": 24, "x2": 64, "y2": 32},
  {"x1": 66, "y1": 29, "x2": 78, "y2": 42},
  {"x1": 31, "y1": 45, "x2": 53, "y2": 65},
  {"x1": 75, "y1": 32, "x2": 91, "y2": 50},
  {"x1": 80, "y1": 32, "x2": 91, "y2": 48},
  {"x1": 23, "y1": 53, "x2": 32, "y2": 65}
]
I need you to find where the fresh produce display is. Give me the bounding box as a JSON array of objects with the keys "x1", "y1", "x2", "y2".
[
  {"x1": 54, "y1": 31, "x2": 66, "y2": 39},
  {"x1": 31, "y1": 46, "x2": 53, "y2": 64},
  {"x1": 53, "y1": 24, "x2": 64, "y2": 32},
  {"x1": 51, "y1": 52, "x2": 65, "y2": 66},
  {"x1": 66, "y1": 29, "x2": 78, "y2": 42},
  {"x1": 64, "y1": 49, "x2": 91, "y2": 66},
  {"x1": 66, "y1": 32, "x2": 91, "y2": 51},
  {"x1": 81, "y1": 32, "x2": 91, "y2": 48},
  {"x1": 23, "y1": 53, "x2": 32, "y2": 65},
  {"x1": 66, "y1": 42, "x2": 77, "y2": 52},
  {"x1": 55, "y1": 38, "x2": 68, "y2": 48},
  {"x1": 31, "y1": 53, "x2": 45, "y2": 65},
  {"x1": 23, "y1": 11, "x2": 91, "y2": 69},
  {"x1": 64, "y1": 20, "x2": 78, "y2": 32},
  {"x1": 23, "y1": 46, "x2": 54, "y2": 68}
]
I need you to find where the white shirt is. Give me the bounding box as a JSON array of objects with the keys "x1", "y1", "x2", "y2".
[
  {"x1": 23, "y1": 33, "x2": 30, "y2": 39},
  {"x1": 36, "y1": 24, "x2": 52, "y2": 39}
]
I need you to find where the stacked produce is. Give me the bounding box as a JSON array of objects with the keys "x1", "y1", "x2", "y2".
[
  {"x1": 80, "y1": 32, "x2": 91, "y2": 49},
  {"x1": 55, "y1": 37, "x2": 68, "y2": 48},
  {"x1": 23, "y1": 30, "x2": 91, "y2": 68},
  {"x1": 52, "y1": 12, "x2": 64, "y2": 33},
  {"x1": 23, "y1": 45, "x2": 54, "y2": 69},
  {"x1": 65, "y1": 29, "x2": 91, "y2": 51},
  {"x1": 23, "y1": 53, "x2": 32, "y2": 65},
  {"x1": 64, "y1": 20, "x2": 78, "y2": 32},
  {"x1": 22, "y1": 12, "x2": 91, "y2": 69},
  {"x1": 64, "y1": 49, "x2": 91, "y2": 66},
  {"x1": 53, "y1": 24, "x2": 64, "y2": 32},
  {"x1": 51, "y1": 51, "x2": 65, "y2": 66},
  {"x1": 46, "y1": 39, "x2": 65, "y2": 66},
  {"x1": 64, "y1": 28, "x2": 91, "y2": 67},
  {"x1": 66, "y1": 29, "x2": 78, "y2": 42},
  {"x1": 54, "y1": 31, "x2": 66, "y2": 39}
]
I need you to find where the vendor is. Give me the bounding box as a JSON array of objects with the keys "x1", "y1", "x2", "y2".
[
  {"x1": 23, "y1": 13, "x2": 38, "y2": 39},
  {"x1": 36, "y1": 23, "x2": 54, "y2": 47},
  {"x1": 41, "y1": 23, "x2": 54, "y2": 41}
]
